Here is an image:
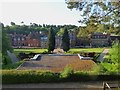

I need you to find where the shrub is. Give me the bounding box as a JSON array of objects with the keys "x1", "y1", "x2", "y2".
[
  {"x1": 2, "y1": 69, "x2": 120, "y2": 84},
  {"x1": 72, "y1": 71, "x2": 91, "y2": 81},
  {"x1": 2, "y1": 55, "x2": 12, "y2": 65},
  {"x1": 2, "y1": 60, "x2": 24, "y2": 69},
  {"x1": 99, "y1": 63, "x2": 118, "y2": 74},
  {"x1": 60, "y1": 66, "x2": 74, "y2": 80}
]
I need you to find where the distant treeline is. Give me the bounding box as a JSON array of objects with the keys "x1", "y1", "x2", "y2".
[
  {"x1": 1, "y1": 22, "x2": 120, "y2": 38},
  {"x1": 2, "y1": 22, "x2": 78, "y2": 35}
]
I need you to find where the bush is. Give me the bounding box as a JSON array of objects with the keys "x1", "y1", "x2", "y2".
[
  {"x1": 99, "y1": 63, "x2": 118, "y2": 74},
  {"x1": 2, "y1": 60, "x2": 24, "y2": 69},
  {"x1": 2, "y1": 70, "x2": 60, "y2": 84},
  {"x1": 2, "y1": 69, "x2": 120, "y2": 84},
  {"x1": 60, "y1": 66, "x2": 74, "y2": 79},
  {"x1": 59, "y1": 66, "x2": 74, "y2": 81},
  {"x1": 2, "y1": 55, "x2": 12, "y2": 65},
  {"x1": 71, "y1": 71, "x2": 91, "y2": 81}
]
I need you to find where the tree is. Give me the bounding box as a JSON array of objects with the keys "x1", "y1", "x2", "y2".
[
  {"x1": 0, "y1": 22, "x2": 13, "y2": 65},
  {"x1": 97, "y1": 24, "x2": 105, "y2": 33},
  {"x1": 109, "y1": 40, "x2": 119, "y2": 64},
  {"x1": 57, "y1": 28, "x2": 64, "y2": 37},
  {"x1": 10, "y1": 22, "x2": 16, "y2": 26},
  {"x1": 2, "y1": 26, "x2": 13, "y2": 54},
  {"x1": 62, "y1": 27, "x2": 70, "y2": 52},
  {"x1": 65, "y1": 1, "x2": 119, "y2": 26},
  {"x1": 48, "y1": 27, "x2": 55, "y2": 53}
]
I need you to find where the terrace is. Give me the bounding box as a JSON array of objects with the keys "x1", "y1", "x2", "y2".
[{"x1": 17, "y1": 54, "x2": 97, "y2": 72}]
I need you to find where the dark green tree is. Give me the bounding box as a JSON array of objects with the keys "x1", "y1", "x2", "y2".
[
  {"x1": 1, "y1": 23, "x2": 13, "y2": 54},
  {"x1": 62, "y1": 27, "x2": 70, "y2": 52},
  {"x1": 48, "y1": 27, "x2": 55, "y2": 53},
  {"x1": 0, "y1": 23, "x2": 13, "y2": 65},
  {"x1": 10, "y1": 22, "x2": 16, "y2": 26}
]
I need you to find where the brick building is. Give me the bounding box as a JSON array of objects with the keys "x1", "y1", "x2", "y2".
[{"x1": 9, "y1": 34, "x2": 27, "y2": 47}]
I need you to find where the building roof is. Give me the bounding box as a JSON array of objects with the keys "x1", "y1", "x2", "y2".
[
  {"x1": 110, "y1": 35, "x2": 120, "y2": 40},
  {"x1": 17, "y1": 55, "x2": 96, "y2": 72}
]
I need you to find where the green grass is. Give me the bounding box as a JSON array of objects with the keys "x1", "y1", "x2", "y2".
[
  {"x1": 69, "y1": 48, "x2": 104, "y2": 53},
  {"x1": 14, "y1": 48, "x2": 104, "y2": 55},
  {"x1": 14, "y1": 48, "x2": 48, "y2": 55},
  {"x1": 66, "y1": 48, "x2": 104, "y2": 54}
]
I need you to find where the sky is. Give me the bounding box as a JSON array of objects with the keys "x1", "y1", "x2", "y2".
[{"x1": 1, "y1": 0, "x2": 84, "y2": 26}]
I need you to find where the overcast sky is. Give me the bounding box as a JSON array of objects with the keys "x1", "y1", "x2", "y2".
[{"x1": 1, "y1": 0, "x2": 84, "y2": 26}]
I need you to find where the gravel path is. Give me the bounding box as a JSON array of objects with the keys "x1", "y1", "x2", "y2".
[{"x1": 96, "y1": 48, "x2": 109, "y2": 62}]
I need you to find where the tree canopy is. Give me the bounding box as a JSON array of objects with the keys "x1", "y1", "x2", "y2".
[
  {"x1": 1, "y1": 23, "x2": 13, "y2": 54},
  {"x1": 65, "y1": 0, "x2": 119, "y2": 27},
  {"x1": 0, "y1": 23, "x2": 13, "y2": 65},
  {"x1": 62, "y1": 27, "x2": 70, "y2": 52},
  {"x1": 48, "y1": 27, "x2": 55, "y2": 53}
]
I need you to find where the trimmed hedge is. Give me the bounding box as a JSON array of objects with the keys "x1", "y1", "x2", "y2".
[
  {"x1": 2, "y1": 70, "x2": 60, "y2": 84},
  {"x1": 2, "y1": 70, "x2": 120, "y2": 84}
]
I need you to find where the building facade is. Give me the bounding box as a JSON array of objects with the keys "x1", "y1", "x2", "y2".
[
  {"x1": 9, "y1": 34, "x2": 27, "y2": 47},
  {"x1": 91, "y1": 32, "x2": 110, "y2": 47},
  {"x1": 8, "y1": 32, "x2": 120, "y2": 48},
  {"x1": 40, "y1": 36, "x2": 48, "y2": 48}
]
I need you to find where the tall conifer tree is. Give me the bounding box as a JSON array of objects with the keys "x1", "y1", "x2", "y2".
[
  {"x1": 62, "y1": 27, "x2": 70, "y2": 52},
  {"x1": 48, "y1": 27, "x2": 55, "y2": 53}
]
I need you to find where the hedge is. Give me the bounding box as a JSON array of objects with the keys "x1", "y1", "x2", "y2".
[
  {"x1": 2, "y1": 70, "x2": 60, "y2": 84},
  {"x1": 2, "y1": 70, "x2": 120, "y2": 84}
]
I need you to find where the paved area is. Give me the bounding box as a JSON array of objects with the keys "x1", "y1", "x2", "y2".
[
  {"x1": 2, "y1": 82, "x2": 103, "y2": 89},
  {"x1": 2, "y1": 81, "x2": 119, "y2": 89},
  {"x1": 96, "y1": 48, "x2": 109, "y2": 62}
]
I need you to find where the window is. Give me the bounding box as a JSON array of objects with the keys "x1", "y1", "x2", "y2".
[
  {"x1": 33, "y1": 39, "x2": 36, "y2": 41},
  {"x1": 98, "y1": 36, "x2": 99, "y2": 39},
  {"x1": 95, "y1": 36, "x2": 96, "y2": 39},
  {"x1": 22, "y1": 38, "x2": 24, "y2": 41},
  {"x1": 18, "y1": 38, "x2": 20, "y2": 41},
  {"x1": 14, "y1": 38, "x2": 16, "y2": 41}
]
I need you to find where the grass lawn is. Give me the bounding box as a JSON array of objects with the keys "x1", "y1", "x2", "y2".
[
  {"x1": 68, "y1": 48, "x2": 104, "y2": 54},
  {"x1": 14, "y1": 48, "x2": 48, "y2": 55},
  {"x1": 14, "y1": 48, "x2": 104, "y2": 55}
]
